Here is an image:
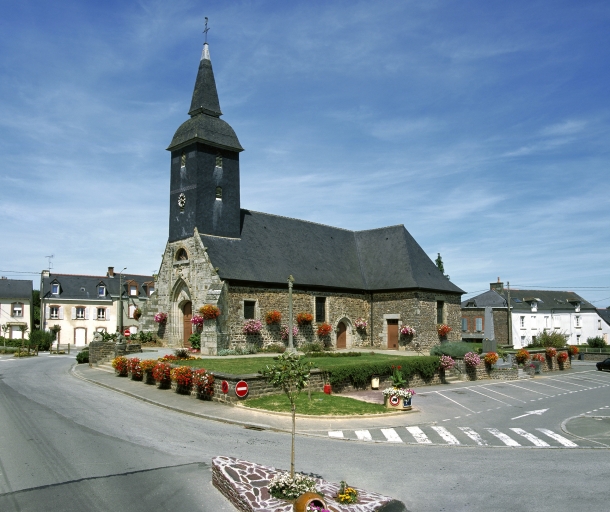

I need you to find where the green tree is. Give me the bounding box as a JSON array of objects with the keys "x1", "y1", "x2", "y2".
[
  {"x1": 435, "y1": 253, "x2": 450, "y2": 280},
  {"x1": 32, "y1": 290, "x2": 41, "y2": 330},
  {"x1": 259, "y1": 352, "x2": 313, "y2": 477}
]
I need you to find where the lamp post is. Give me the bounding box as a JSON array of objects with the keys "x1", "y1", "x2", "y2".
[
  {"x1": 287, "y1": 275, "x2": 295, "y2": 353},
  {"x1": 118, "y1": 267, "x2": 127, "y2": 337}
]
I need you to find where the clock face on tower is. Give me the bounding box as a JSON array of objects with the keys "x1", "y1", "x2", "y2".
[{"x1": 178, "y1": 193, "x2": 186, "y2": 210}]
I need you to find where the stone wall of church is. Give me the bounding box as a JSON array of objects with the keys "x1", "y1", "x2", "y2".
[
  {"x1": 372, "y1": 291, "x2": 462, "y2": 350},
  {"x1": 225, "y1": 286, "x2": 371, "y2": 349}
]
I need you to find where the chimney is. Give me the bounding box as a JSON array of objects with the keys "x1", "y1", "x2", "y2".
[
  {"x1": 41, "y1": 270, "x2": 50, "y2": 278},
  {"x1": 107, "y1": 267, "x2": 114, "y2": 278},
  {"x1": 490, "y1": 278, "x2": 504, "y2": 293}
]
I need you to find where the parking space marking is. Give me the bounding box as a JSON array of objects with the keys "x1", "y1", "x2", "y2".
[
  {"x1": 486, "y1": 428, "x2": 521, "y2": 446},
  {"x1": 501, "y1": 382, "x2": 553, "y2": 396},
  {"x1": 431, "y1": 426, "x2": 460, "y2": 445},
  {"x1": 435, "y1": 391, "x2": 478, "y2": 413},
  {"x1": 464, "y1": 387, "x2": 513, "y2": 406},
  {"x1": 328, "y1": 431, "x2": 344, "y2": 439},
  {"x1": 550, "y1": 377, "x2": 590, "y2": 388},
  {"x1": 381, "y1": 428, "x2": 403, "y2": 443},
  {"x1": 355, "y1": 430, "x2": 372, "y2": 441},
  {"x1": 406, "y1": 426, "x2": 432, "y2": 444},
  {"x1": 536, "y1": 428, "x2": 578, "y2": 447},
  {"x1": 459, "y1": 427, "x2": 488, "y2": 446},
  {"x1": 478, "y1": 384, "x2": 528, "y2": 403},
  {"x1": 510, "y1": 428, "x2": 550, "y2": 447},
  {"x1": 527, "y1": 380, "x2": 572, "y2": 392}
]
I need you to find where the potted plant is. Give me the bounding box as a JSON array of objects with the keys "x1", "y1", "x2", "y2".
[
  {"x1": 111, "y1": 356, "x2": 129, "y2": 376},
  {"x1": 243, "y1": 319, "x2": 263, "y2": 335},
  {"x1": 400, "y1": 325, "x2": 415, "y2": 337},
  {"x1": 515, "y1": 348, "x2": 530, "y2": 365},
  {"x1": 280, "y1": 325, "x2": 299, "y2": 341},
  {"x1": 316, "y1": 323, "x2": 332, "y2": 337},
  {"x1": 484, "y1": 352, "x2": 499, "y2": 367},
  {"x1": 336, "y1": 481, "x2": 359, "y2": 505},
  {"x1": 531, "y1": 353, "x2": 545, "y2": 374},
  {"x1": 171, "y1": 366, "x2": 193, "y2": 394},
  {"x1": 545, "y1": 347, "x2": 557, "y2": 358},
  {"x1": 354, "y1": 318, "x2": 368, "y2": 332},
  {"x1": 140, "y1": 359, "x2": 157, "y2": 384},
  {"x1": 557, "y1": 351, "x2": 568, "y2": 366},
  {"x1": 128, "y1": 357, "x2": 143, "y2": 380},
  {"x1": 437, "y1": 324, "x2": 452, "y2": 338},
  {"x1": 199, "y1": 304, "x2": 221, "y2": 320},
  {"x1": 152, "y1": 361, "x2": 172, "y2": 388},
  {"x1": 190, "y1": 314, "x2": 205, "y2": 332},
  {"x1": 192, "y1": 368, "x2": 214, "y2": 399},
  {"x1": 133, "y1": 307, "x2": 142, "y2": 321},
  {"x1": 265, "y1": 310, "x2": 282, "y2": 325},
  {"x1": 154, "y1": 312, "x2": 167, "y2": 324},
  {"x1": 296, "y1": 312, "x2": 313, "y2": 325},
  {"x1": 464, "y1": 352, "x2": 481, "y2": 379}
]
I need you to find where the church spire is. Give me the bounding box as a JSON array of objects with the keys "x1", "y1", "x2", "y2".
[{"x1": 188, "y1": 41, "x2": 222, "y2": 118}]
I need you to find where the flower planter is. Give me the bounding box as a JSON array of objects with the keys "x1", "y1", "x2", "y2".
[
  {"x1": 384, "y1": 394, "x2": 412, "y2": 410},
  {"x1": 293, "y1": 492, "x2": 328, "y2": 512},
  {"x1": 175, "y1": 384, "x2": 192, "y2": 395},
  {"x1": 143, "y1": 370, "x2": 155, "y2": 385},
  {"x1": 156, "y1": 379, "x2": 171, "y2": 390},
  {"x1": 128, "y1": 371, "x2": 143, "y2": 381}
]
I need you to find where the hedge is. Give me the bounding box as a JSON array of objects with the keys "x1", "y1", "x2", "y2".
[{"x1": 324, "y1": 356, "x2": 440, "y2": 388}]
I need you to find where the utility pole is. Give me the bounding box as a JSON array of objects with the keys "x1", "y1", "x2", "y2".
[
  {"x1": 507, "y1": 281, "x2": 513, "y2": 347},
  {"x1": 287, "y1": 275, "x2": 295, "y2": 353},
  {"x1": 118, "y1": 268, "x2": 127, "y2": 336}
]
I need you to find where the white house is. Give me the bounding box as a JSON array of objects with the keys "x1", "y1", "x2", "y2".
[{"x1": 0, "y1": 278, "x2": 33, "y2": 340}]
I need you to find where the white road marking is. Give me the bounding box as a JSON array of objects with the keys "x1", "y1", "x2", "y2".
[
  {"x1": 510, "y1": 428, "x2": 550, "y2": 447},
  {"x1": 479, "y1": 384, "x2": 528, "y2": 403},
  {"x1": 405, "y1": 426, "x2": 431, "y2": 444},
  {"x1": 501, "y1": 382, "x2": 553, "y2": 396},
  {"x1": 464, "y1": 386, "x2": 512, "y2": 405},
  {"x1": 328, "y1": 431, "x2": 344, "y2": 438},
  {"x1": 459, "y1": 427, "x2": 488, "y2": 446},
  {"x1": 381, "y1": 428, "x2": 403, "y2": 443},
  {"x1": 536, "y1": 428, "x2": 578, "y2": 447},
  {"x1": 511, "y1": 409, "x2": 549, "y2": 420},
  {"x1": 486, "y1": 428, "x2": 521, "y2": 446},
  {"x1": 435, "y1": 391, "x2": 478, "y2": 413},
  {"x1": 355, "y1": 430, "x2": 372, "y2": 441},
  {"x1": 431, "y1": 426, "x2": 460, "y2": 445}
]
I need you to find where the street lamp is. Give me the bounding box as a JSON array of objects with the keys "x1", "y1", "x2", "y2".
[
  {"x1": 118, "y1": 267, "x2": 127, "y2": 337},
  {"x1": 287, "y1": 275, "x2": 295, "y2": 353}
]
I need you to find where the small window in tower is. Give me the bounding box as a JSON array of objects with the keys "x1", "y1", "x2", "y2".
[
  {"x1": 215, "y1": 187, "x2": 222, "y2": 200},
  {"x1": 243, "y1": 300, "x2": 256, "y2": 320},
  {"x1": 215, "y1": 153, "x2": 222, "y2": 168},
  {"x1": 180, "y1": 152, "x2": 186, "y2": 169},
  {"x1": 175, "y1": 248, "x2": 188, "y2": 261}
]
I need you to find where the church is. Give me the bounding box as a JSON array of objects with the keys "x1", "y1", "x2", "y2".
[{"x1": 139, "y1": 39, "x2": 464, "y2": 354}]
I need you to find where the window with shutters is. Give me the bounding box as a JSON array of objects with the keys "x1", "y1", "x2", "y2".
[
  {"x1": 475, "y1": 317, "x2": 483, "y2": 332},
  {"x1": 76, "y1": 307, "x2": 86, "y2": 320},
  {"x1": 97, "y1": 308, "x2": 106, "y2": 320},
  {"x1": 315, "y1": 297, "x2": 327, "y2": 323},
  {"x1": 50, "y1": 306, "x2": 60, "y2": 320},
  {"x1": 11, "y1": 302, "x2": 23, "y2": 317},
  {"x1": 461, "y1": 318, "x2": 468, "y2": 331}
]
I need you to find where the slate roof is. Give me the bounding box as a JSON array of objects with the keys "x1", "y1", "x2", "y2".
[
  {"x1": 200, "y1": 210, "x2": 464, "y2": 294},
  {"x1": 0, "y1": 279, "x2": 33, "y2": 300},
  {"x1": 463, "y1": 288, "x2": 595, "y2": 311},
  {"x1": 597, "y1": 309, "x2": 610, "y2": 327},
  {"x1": 41, "y1": 273, "x2": 153, "y2": 301},
  {"x1": 168, "y1": 43, "x2": 243, "y2": 153}
]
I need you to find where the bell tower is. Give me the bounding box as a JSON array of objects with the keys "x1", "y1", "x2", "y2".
[{"x1": 167, "y1": 40, "x2": 243, "y2": 242}]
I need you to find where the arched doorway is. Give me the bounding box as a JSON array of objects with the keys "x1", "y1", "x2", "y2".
[
  {"x1": 182, "y1": 301, "x2": 193, "y2": 347},
  {"x1": 337, "y1": 321, "x2": 347, "y2": 349}
]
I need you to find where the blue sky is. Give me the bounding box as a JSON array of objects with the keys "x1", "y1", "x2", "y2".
[{"x1": 1, "y1": 0, "x2": 609, "y2": 305}]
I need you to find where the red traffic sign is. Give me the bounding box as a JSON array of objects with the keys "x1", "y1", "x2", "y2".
[
  {"x1": 389, "y1": 395, "x2": 401, "y2": 407},
  {"x1": 221, "y1": 380, "x2": 229, "y2": 394},
  {"x1": 235, "y1": 380, "x2": 249, "y2": 398},
  {"x1": 123, "y1": 329, "x2": 131, "y2": 337}
]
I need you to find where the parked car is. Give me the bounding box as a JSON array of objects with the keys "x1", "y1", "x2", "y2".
[{"x1": 595, "y1": 358, "x2": 610, "y2": 371}]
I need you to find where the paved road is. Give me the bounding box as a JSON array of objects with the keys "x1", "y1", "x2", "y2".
[{"x1": 1, "y1": 354, "x2": 609, "y2": 512}]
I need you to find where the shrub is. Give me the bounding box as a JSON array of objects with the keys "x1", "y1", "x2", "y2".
[
  {"x1": 76, "y1": 350, "x2": 89, "y2": 364},
  {"x1": 430, "y1": 342, "x2": 480, "y2": 358},
  {"x1": 300, "y1": 342, "x2": 325, "y2": 353},
  {"x1": 140, "y1": 359, "x2": 157, "y2": 372},
  {"x1": 557, "y1": 352, "x2": 568, "y2": 363},
  {"x1": 483, "y1": 352, "x2": 498, "y2": 365},
  {"x1": 268, "y1": 472, "x2": 317, "y2": 500},
  {"x1": 587, "y1": 336, "x2": 607, "y2": 348},
  {"x1": 260, "y1": 343, "x2": 286, "y2": 354},
  {"x1": 324, "y1": 356, "x2": 440, "y2": 388},
  {"x1": 29, "y1": 330, "x2": 55, "y2": 351},
  {"x1": 545, "y1": 347, "x2": 557, "y2": 358},
  {"x1": 296, "y1": 312, "x2": 313, "y2": 325},
  {"x1": 152, "y1": 362, "x2": 172, "y2": 383},
  {"x1": 112, "y1": 356, "x2": 129, "y2": 376},
  {"x1": 173, "y1": 348, "x2": 191, "y2": 359},
  {"x1": 188, "y1": 333, "x2": 201, "y2": 350},
  {"x1": 218, "y1": 349, "x2": 237, "y2": 356},
  {"x1": 265, "y1": 310, "x2": 282, "y2": 325},
  {"x1": 306, "y1": 351, "x2": 362, "y2": 358},
  {"x1": 464, "y1": 352, "x2": 481, "y2": 368},
  {"x1": 242, "y1": 319, "x2": 263, "y2": 335},
  {"x1": 531, "y1": 330, "x2": 568, "y2": 348},
  {"x1": 193, "y1": 369, "x2": 214, "y2": 395},
  {"x1": 137, "y1": 331, "x2": 155, "y2": 343},
  {"x1": 128, "y1": 358, "x2": 142, "y2": 380},
  {"x1": 515, "y1": 349, "x2": 530, "y2": 364},
  {"x1": 317, "y1": 323, "x2": 332, "y2": 337},
  {"x1": 171, "y1": 366, "x2": 193, "y2": 387},
  {"x1": 199, "y1": 304, "x2": 221, "y2": 320}
]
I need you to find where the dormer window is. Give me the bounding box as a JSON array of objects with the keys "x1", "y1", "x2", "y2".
[
  {"x1": 51, "y1": 283, "x2": 59, "y2": 295},
  {"x1": 573, "y1": 303, "x2": 581, "y2": 312},
  {"x1": 129, "y1": 284, "x2": 138, "y2": 297},
  {"x1": 98, "y1": 285, "x2": 106, "y2": 297},
  {"x1": 530, "y1": 302, "x2": 537, "y2": 312}
]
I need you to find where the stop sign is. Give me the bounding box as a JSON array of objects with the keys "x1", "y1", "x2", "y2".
[
  {"x1": 235, "y1": 380, "x2": 249, "y2": 398},
  {"x1": 123, "y1": 329, "x2": 131, "y2": 337}
]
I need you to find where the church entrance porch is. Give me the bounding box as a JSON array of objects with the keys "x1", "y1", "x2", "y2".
[{"x1": 182, "y1": 301, "x2": 193, "y2": 347}]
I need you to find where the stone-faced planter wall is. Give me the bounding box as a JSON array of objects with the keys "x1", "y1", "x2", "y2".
[
  {"x1": 526, "y1": 350, "x2": 571, "y2": 371},
  {"x1": 581, "y1": 352, "x2": 610, "y2": 361},
  {"x1": 89, "y1": 341, "x2": 116, "y2": 365}
]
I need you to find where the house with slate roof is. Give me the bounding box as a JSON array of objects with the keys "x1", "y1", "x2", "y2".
[
  {"x1": 0, "y1": 278, "x2": 33, "y2": 340},
  {"x1": 139, "y1": 40, "x2": 464, "y2": 353},
  {"x1": 41, "y1": 268, "x2": 154, "y2": 346},
  {"x1": 462, "y1": 280, "x2": 610, "y2": 348}
]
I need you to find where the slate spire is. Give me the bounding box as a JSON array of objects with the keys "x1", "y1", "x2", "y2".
[{"x1": 188, "y1": 42, "x2": 222, "y2": 118}]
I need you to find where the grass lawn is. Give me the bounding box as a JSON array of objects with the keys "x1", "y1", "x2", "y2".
[
  {"x1": 242, "y1": 391, "x2": 387, "y2": 415},
  {"x1": 168, "y1": 353, "x2": 417, "y2": 374}
]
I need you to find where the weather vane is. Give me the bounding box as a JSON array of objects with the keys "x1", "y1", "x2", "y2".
[{"x1": 203, "y1": 17, "x2": 209, "y2": 43}]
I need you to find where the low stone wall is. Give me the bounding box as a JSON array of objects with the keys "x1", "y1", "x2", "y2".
[
  {"x1": 527, "y1": 350, "x2": 572, "y2": 371},
  {"x1": 580, "y1": 352, "x2": 610, "y2": 362},
  {"x1": 212, "y1": 456, "x2": 405, "y2": 512},
  {"x1": 115, "y1": 343, "x2": 143, "y2": 357},
  {"x1": 89, "y1": 341, "x2": 116, "y2": 365}
]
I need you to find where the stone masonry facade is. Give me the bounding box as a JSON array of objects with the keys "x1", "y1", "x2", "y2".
[{"x1": 139, "y1": 231, "x2": 462, "y2": 354}]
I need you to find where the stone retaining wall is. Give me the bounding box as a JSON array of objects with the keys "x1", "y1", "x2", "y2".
[
  {"x1": 581, "y1": 352, "x2": 610, "y2": 361},
  {"x1": 89, "y1": 341, "x2": 116, "y2": 365}
]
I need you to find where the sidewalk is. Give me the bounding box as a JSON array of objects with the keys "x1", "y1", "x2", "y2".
[{"x1": 72, "y1": 353, "x2": 597, "y2": 436}]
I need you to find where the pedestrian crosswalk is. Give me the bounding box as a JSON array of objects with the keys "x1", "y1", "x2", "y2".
[{"x1": 326, "y1": 425, "x2": 579, "y2": 448}]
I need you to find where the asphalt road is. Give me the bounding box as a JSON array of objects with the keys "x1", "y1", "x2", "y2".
[{"x1": 0, "y1": 354, "x2": 608, "y2": 512}]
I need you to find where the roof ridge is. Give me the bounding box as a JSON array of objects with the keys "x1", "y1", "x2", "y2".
[
  {"x1": 244, "y1": 210, "x2": 355, "y2": 232},
  {"x1": 355, "y1": 224, "x2": 405, "y2": 234}
]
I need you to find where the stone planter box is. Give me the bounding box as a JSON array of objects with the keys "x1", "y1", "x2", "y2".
[
  {"x1": 143, "y1": 370, "x2": 155, "y2": 385},
  {"x1": 155, "y1": 379, "x2": 171, "y2": 390}
]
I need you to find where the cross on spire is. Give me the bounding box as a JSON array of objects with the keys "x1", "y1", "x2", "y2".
[{"x1": 203, "y1": 17, "x2": 209, "y2": 43}]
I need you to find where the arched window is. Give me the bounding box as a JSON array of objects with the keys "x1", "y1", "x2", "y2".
[
  {"x1": 215, "y1": 153, "x2": 222, "y2": 168},
  {"x1": 175, "y1": 248, "x2": 188, "y2": 261},
  {"x1": 215, "y1": 187, "x2": 222, "y2": 200}
]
